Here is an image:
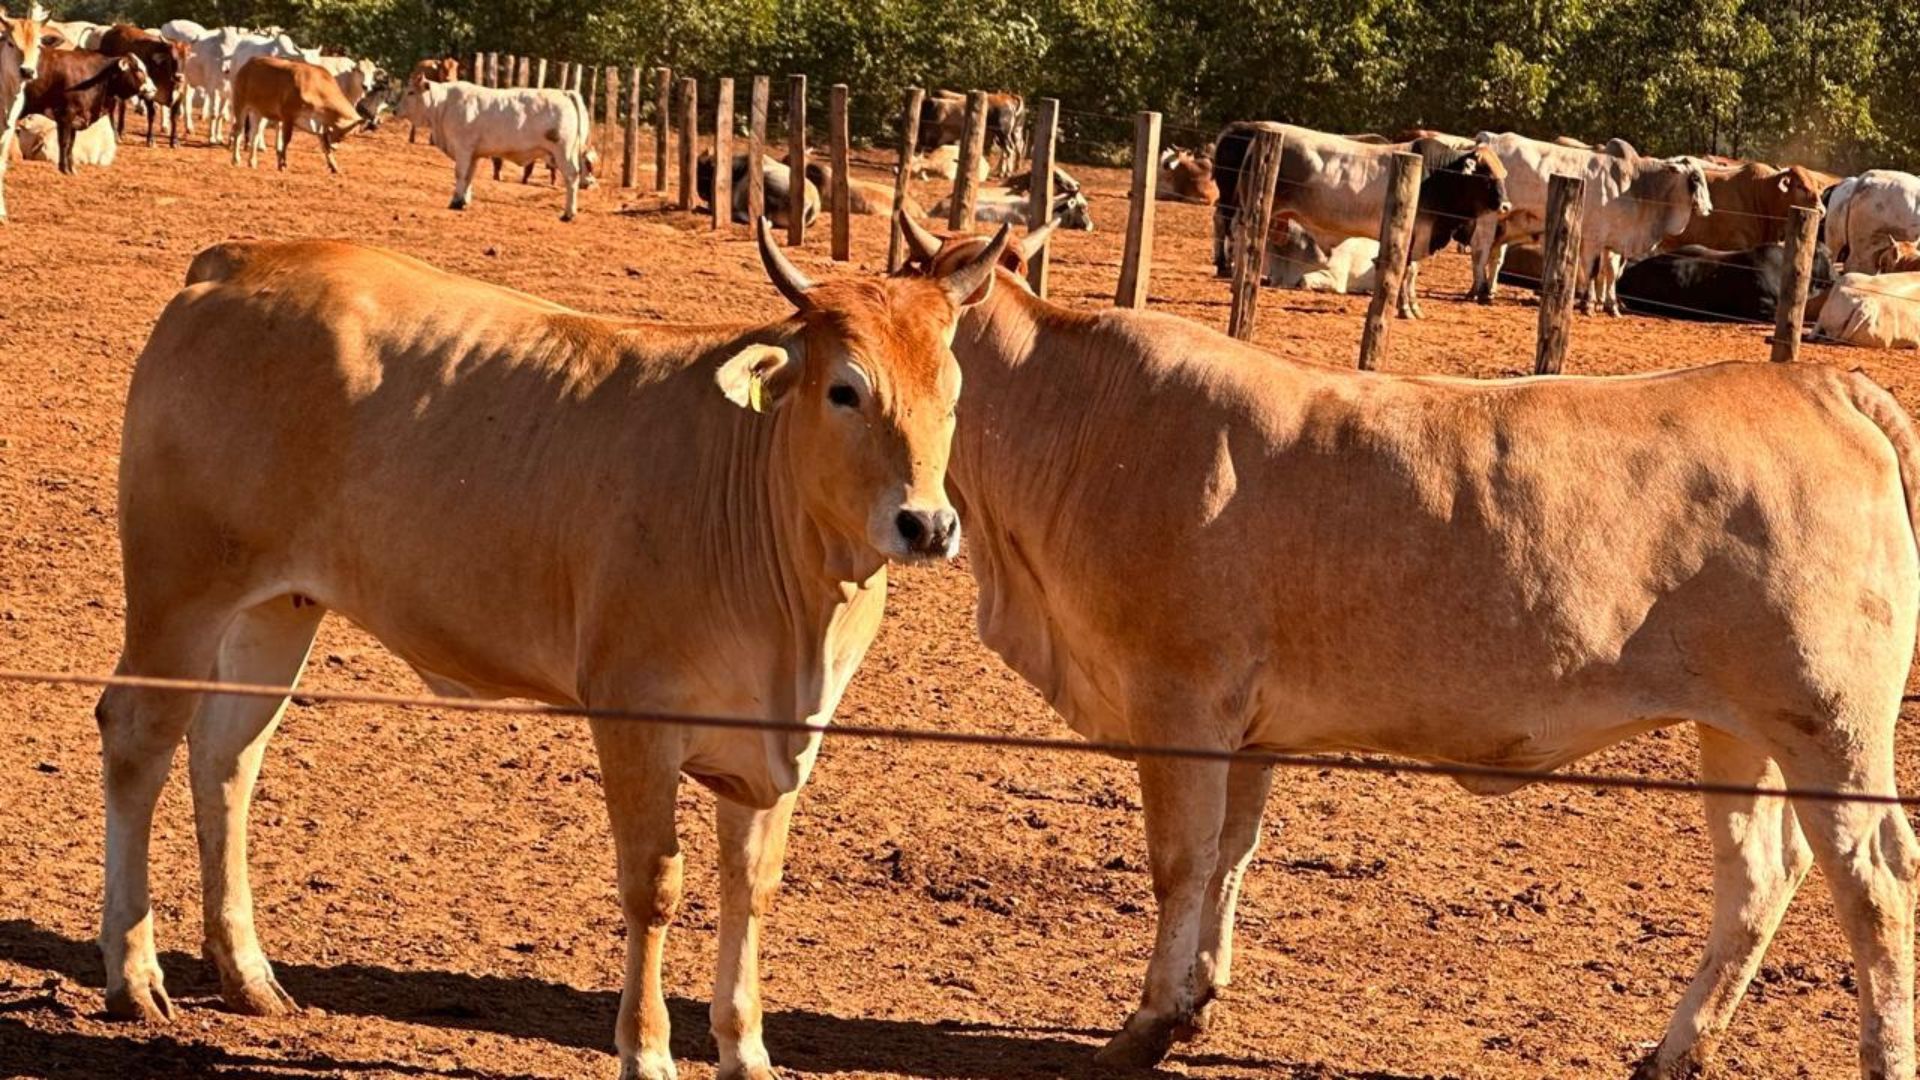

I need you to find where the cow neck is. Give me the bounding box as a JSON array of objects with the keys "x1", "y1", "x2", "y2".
[{"x1": 70, "y1": 60, "x2": 122, "y2": 93}]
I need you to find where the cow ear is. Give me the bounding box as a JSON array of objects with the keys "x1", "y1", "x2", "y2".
[
  {"x1": 716, "y1": 343, "x2": 798, "y2": 413},
  {"x1": 1776, "y1": 173, "x2": 1792, "y2": 194}
]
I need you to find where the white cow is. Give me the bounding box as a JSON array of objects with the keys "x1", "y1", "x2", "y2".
[
  {"x1": 1264, "y1": 226, "x2": 1380, "y2": 294},
  {"x1": 402, "y1": 80, "x2": 591, "y2": 221},
  {"x1": 1470, "y1": 132, "x2": 1713, "y2": 314},
  {"x1": 41, "y1": 17, "x2": 102, "y2": 48},
  {"x1": 930, "y1": 187, "x2": 1093, "y2": 231},
  {"x1": 1825, "y1": 171, "x2": 1920, "y2": 270},
  {"x1": 178, "y1": 28, "x2": 239, "y2": 138},
  {"x1": 1813, "y1": 271, "x2": 1920, "y2": 348},
  {"x1": 16, "y1": 113, "x2": 115, "y2": 166},
  {"x1": 0, "y1": 4, "x2": 45, "y2": 223},
  {"x1": 156, "y1": 18, "x2": 205, "y2": 44},
  {"x1": 310, "y1": 54, "x2": 377, "y2": 117}
]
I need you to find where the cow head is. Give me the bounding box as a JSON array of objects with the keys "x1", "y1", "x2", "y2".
[
  {"x1": 1869, "y1": 232, "x2": 1920, "y2": 274},
  {"x1": 717, "y1": 218, "x2": 1008, "y2": 564},
  {"x1": 1776, "y1": 165, "x2": 1823, "y2": 209},
  {"x1": 1051, "y1": 190, "x2": 1094, "y2": 231},
  {"x1": 111, "y1": 54, "x2": 157, "y2": 101},
  {"x1": 1457, "y1": 144, "x2": 1511, "y2": 215},
  {"x1": 0, "y1": 4, "x2": 47, "y2": 82},
  {"x1": 897, "y1": 213, "x2": 1056, "y2": 293}
]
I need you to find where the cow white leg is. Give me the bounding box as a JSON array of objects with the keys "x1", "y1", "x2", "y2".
[
  {"x1": 1603, "y1": 252, "x2": 1627, "y2": 316},
  {"x1": 1633, "y1": 729, "x2": 1811, "y2": 1079},
  {"x1": 590, "y1": 722, "x2": 684, "y2": 1080},
  {"x1": 98, "y1": 601, "x2": 236, "y2": 1023},
  {"x1": 451, "y1": 152, "x2": 477, "y2": 210},
  {"x1": 190, "y1": 596, "x2": 322, "y2": 1017},
  {"x1": 1096, "y1": 752, "x2": 1230, "y2": 1069},
  {"x1": 559, "y1": 155, "x2": 582, "y2": 222},
  {"x1": 0, "y1": 129, "x2": 13, "y2": 222},
  {"x1": 1191, "y1": 760, "x2": 1272, "y2": 1032},
  {"x1": 711, "y1": 794, "x2": 797, "y2": 1080},
  {"x1": 1398, "y1": 259, "x2": 1423, "y2": 319},
  {"x1": 1779, "y1": 729, "x2": 1918, "y2": 1080}
]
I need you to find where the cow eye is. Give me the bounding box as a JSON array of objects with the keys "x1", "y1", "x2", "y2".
[{"x1": 828, "y1": 384, "x2": 859, "y2": 409}]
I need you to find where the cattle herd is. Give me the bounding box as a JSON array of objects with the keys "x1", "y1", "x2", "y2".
[{"x1": 9, "y1": 4, "x2": 1920, "y2": 1080}]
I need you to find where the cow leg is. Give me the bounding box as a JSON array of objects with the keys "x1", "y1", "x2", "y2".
[
  {"x1": 1632, "y1": 729, "x2": 1811, "y2": 1079},
  {"x1": 1468, "y1": 218, "x2": 1499, "y2": 302},
  {"x1": 145, "y1": 100, "x2": 155, "y2": 147},
  {"x1": 520, "y1": 161, "x2": 536, "y2": 185},
  {"x1": 1603, "y1": 252, "x2": 1627, "y2": 316},
  {"x1": 408, "y1": 121, "x2": 417, "y2": 144},
  {"x1": 1398, "y1": 259, "x2": 1423, "y2": 319},
  {"x1": 1212, "y1": 206, "x2": 1234, "y2": 278},
  {"x1": 559, "y1": 156, "x2": 581, "y2": 222},
  {"x1": 98, "y1": 598, "x2": 238, "y2": 1023},
  {"x1": 1096, "y1": 752, "x2": 1230, "y2": 1069},
  {"x1": 1191, "y1": 760, "x2": 1272, "y2": 1033},
  {"x1": 320, "y1": 132, "x2": 340, "y2": 175},
  {"x1": 57, "y1": 121, "x2": 75, "y2": 176},
  {"x1": 589, "y1": 722, "x2": 683, "y2": 1080},
  {"x1": 1777, "y1": 722, "x2": 1918, "y2": 1080},
  {"x1": 451, "y1": 152, "x2": 476, "y2": 210},
  {"x1": 274, "y1": 122, "x2": 290, "y2": 171},
  {"x1": 491, "y1": 157, "x2": 502, "y2": 181},
  {"x1": 190, "y1": 596, "x2": 323, "y2": 1017},
  {"x1": 711, "y1": 794, "x2": 798, "y2": 1080}
]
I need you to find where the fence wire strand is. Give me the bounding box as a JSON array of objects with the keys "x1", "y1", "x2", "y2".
[{"x1": 7, "y1": 669, "x2": 1920, "y2": 809}]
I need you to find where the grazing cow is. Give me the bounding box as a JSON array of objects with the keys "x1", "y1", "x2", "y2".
[
  {"x1": 910, "y1": 142, "x2": 989, "y2": 184},
  {"x1": 400, "y1": 80, "x2": 590, "y2": 220},
  {"x1": 930, "y1": 186, "x2": 1092, "y2": 231},
  {"x1": 1211, "y1": 122, "x2": 1511, "y2": 317},
  {"x1": 1469, "y1": 132, "x2": 1712, "y2": 314},
  {"x1": 800, "y1": 160, "x2": 927, "y2": 218},
  {"x1": 22, "y1": 49, "x2": 154, "y2": 174},
  {"x1": 99, "y1": 24, "x2": 185, "y2": 147},
  {"x1": 1616, "y1": 242, "x2": 1834, "y2": 323},
  {"x1": 1825, "y1": 170, "x2": 1920, "y2": 269},
  {"x1": 311, "y1": 54, "x2": 378, "y2": 124},
  {"x1": 15, "y1": 112, "x2": 114, "y2": 165},
  {"x1": 228, "y1": 56, "x2": 363, "y2": 173},
  {"x1": 902, "y1": 217, "x2": 1920, "y2": 1080},
  {"x1": 1157, "y1": 147, "x2": 1217, "y2": 205},
  {"x1": 1662, "y1": 161, "x2": 1831, "y2": 251},
  {"x1": 99, "y1": 222, "x2": 1009, "y2": 1080},
  {"x1": 0, "y1": 4, "x2": 45, "y2": 222},
  {"x1": 695, "y1": 151, "x2": 820, "y2": 229},
  {"x1": 916, "y1": 90, "x2": 1024, "y2": 177},
  {"x1": 1813, "y1": 271, "x2": 1920, "y2": 348},
  {"x1": 403, "y1": 56, "x2": 456, "y2": 142}
]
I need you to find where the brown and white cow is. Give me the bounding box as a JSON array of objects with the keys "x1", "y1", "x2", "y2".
[
  {"x1": 800, "y1": 159, "x2": 927, "y2": 218},
  {"x1": 0, "y1": 4, "x2": 47, "y2": 221},
  {"x1": 98, "y1": 24, "x2": 184, "y2": 147},
  {"x1": 1662, "y1": 159, "x2": 1832, "y2": 251},
  {"x1": 21, "y1": 47, "x2": 154, "y2": 174},
  {"x1": 1157, "y1": 146, "x2": 1218, "y2": 205},
  {"x1": 228, "y1": 55, "x2": 363, "y2": 173},
  {"x1": 99, "y1": 222, "x2": 1012, "y2": 1080},
  {"x1": 903, "y1": 217, "x2": 1920, "y2": 1080},
  {"x1": 916, "y1": 89, "x2": 1024, "y2": 177}
]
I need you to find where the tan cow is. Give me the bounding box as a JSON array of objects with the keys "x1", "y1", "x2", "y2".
[
  {"x1": 228, "y1": 54, "x2": 362, "y2": 172},
  {"x1": 97, "y1": 223, "x2": 1012, "y2": 1080},
  {"x1": 1662, "y1": 159, "x2": 1832, "y2": 251},
  {"x1": 905, "y1": 217, "x2": 1920, "y2": 1080}
]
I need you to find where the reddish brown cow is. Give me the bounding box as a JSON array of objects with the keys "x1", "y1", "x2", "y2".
[
  {"x1": 21, "y1": 49, "x2": 154, "y2": 174},
  {"x1": 1157, "y1": 146, "x2": 1217, "y2": 205},
  {"x1": 97, "y1": 24, "x2": 183, "y2": 148},
  {"x1": 1663, "y1": 160, "x2": 1832, "y2": 251},
  {"x1": 229, "y1": 56, "x2": 363, "y2": 173}
]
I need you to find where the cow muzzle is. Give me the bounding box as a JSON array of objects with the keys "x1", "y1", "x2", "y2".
[
  {"x1": 892, "y1": 507, "x2": 961, "y2": 560},
  {"x1": 18, "y1": 64, "x2": 34, "y2": 81}
]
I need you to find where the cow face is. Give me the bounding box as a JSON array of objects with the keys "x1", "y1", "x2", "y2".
[
  {"x1": 1777, "y1": 166, "x2": 1822, "y2": 209},
  {"x1": 111, "y1": 54, "x2": 156, "y2": 101},
  {"x1": 0, "y1": 4, "x2": 47, "y2": 82},
  {"x1": 1052, "y1": 190, "x2": 1094, "y2": 231},
  {"x1": 1682, "y1": 161, "x2": 1713, "y2": 220},
  {"x1": 716, "y1": 220, "x2": 1009, "y2": 564},
  {"x1": 1460, "y1": 145, "x2": 1512, "y2": 215}
]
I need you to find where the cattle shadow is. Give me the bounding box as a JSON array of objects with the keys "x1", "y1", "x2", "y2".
[{"x1": 0, "y1": 919, "x2": 1435, "y2": 1079}]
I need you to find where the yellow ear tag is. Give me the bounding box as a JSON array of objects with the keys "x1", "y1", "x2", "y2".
[{"x1": 748, "y1": 372, "x2": 767, "y2": 414}]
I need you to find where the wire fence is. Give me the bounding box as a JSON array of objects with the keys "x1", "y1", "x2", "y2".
[{"x1": 7, "y1": 668, "x2": 1920, "y2": 809}]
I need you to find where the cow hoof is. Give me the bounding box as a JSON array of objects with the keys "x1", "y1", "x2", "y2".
[
  {"x1": 1093, "y1": 1019, "x2": 1178, "y2": 1071},
  {"x1": 220, "y1": 972, "x2": 298, "y2": 1017},
  {"x1": 104, "y1": 974, "x2": 175, "y2": 1024},
  {"x1": 716, "y1": 1066, "x2": 779, "y2": 1080},
  {"x1": 618, "y1": 1051, "x2": 678, "y2": 1080},
  {"x1": 560, "y1": 212, "x2": 576, "y2": 223},
  {"x1": 448, "y1": 199, "x2": 467, "y2": 211}
]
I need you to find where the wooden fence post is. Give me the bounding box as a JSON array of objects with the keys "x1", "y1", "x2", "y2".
[
  {"x1": 622, "y1": 64, "x2": 640, "y2": 188},
  {"x1": 886, "y1": 87, "x2": 924, "y2": 272},
  {"x1": 517, "y1": 56, "x2": 530, "y2": 88},
  {"x1": 829, "y1": 84, "x2": 851, "y2": 261},
  {"x1": 748, "y1": 76, "x2": 769, "y2": 227},
  {"x1": 713, "y1": 78, "x2": 734, "y2": 231},
  {"x1": 1357, "y1": 151, "x2": 1423, "y2": 371},
  {"x1": 535, "y1": 57, "x2": 547, "y2": 88},
  {"x1": 586, "y1": 66, "x2": 599, "y2": 117},
  {"x1": 486, "y1": 53, "x2": 499, "y2": 88},
  {"x1": 603, "y1": 67, "x2": 619, "y2": 161},
  {"x1": 678, "y1": 77, "x2": 697, "y2": 213},
  {"x1": 471, "y1": 52, "x2": 483, "y2": 85},
  {"x1": 653, "y1": 68, "x2": 671, "y2": 194},
  {"x1": 1227, "y1": 130, "x2": 1284, "y2": 341},
  {"x1": 1772, "y1": 205, "x2": 1821, "y2": 363},
  {"x1": 1114, "y1": 110, "x2": 1162, "y2": 308},
  {"x1": 787, "y1": 74, "x2": 807, "y2": 246},
  {"x1": 948, "y1": 90, "x2": 988, "y2": 231},
  {"x1": 1535, "y1": 174, "x2": 1587, "y2": 375},
  {"x1": 557, "y1": 61, "x2": 569, "y2": 93},
  {"x1": 1025, "y1": 98, "x2": 1061, "y2": 297}
]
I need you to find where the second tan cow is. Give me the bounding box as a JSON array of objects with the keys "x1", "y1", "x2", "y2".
[
  {"x1": 228, "y1": 55, "x2": 363, "y2": 173},
  {"x1": 1663, "y1": 159, "x2": 1833, "y2": 251}
]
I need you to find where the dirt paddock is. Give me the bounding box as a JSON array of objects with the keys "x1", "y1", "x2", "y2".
[{"x1": 1, "y1": 120, "x2": 1917, "y2": 1080}]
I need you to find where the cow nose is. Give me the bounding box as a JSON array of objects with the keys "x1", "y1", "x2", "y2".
[
  {"x1": 18, "y1": 65, "x2": 33, "y2": 80},
  {"x1": 895, "y1": 508, "x2": 959, "y2": 557},
  {"x1": 1499, "y1": 201, "x2": 1513, "y2": 214}
]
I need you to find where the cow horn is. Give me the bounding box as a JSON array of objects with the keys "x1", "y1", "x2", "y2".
[
  {"x1": 756, "y1": 216, "x2": 814, "y2": 311},
  {"x1": 1019, "y1": 221, "x2": 1057, "y2": 261},
  {"x1": 940, "y1": 223, "x2": 1012, "y2": 307},
  {"x1": 897, "y1": 210, "x2": 942, "y2": 265}
]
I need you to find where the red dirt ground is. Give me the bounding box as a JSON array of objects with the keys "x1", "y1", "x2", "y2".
[{"x1": 2, "y1": 118, "x2": 1917, "y2": 1080}]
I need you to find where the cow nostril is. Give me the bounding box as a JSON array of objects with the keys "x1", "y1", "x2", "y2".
[{"x1": 895, "y1": 510, "x2": 928, "y2": 549}]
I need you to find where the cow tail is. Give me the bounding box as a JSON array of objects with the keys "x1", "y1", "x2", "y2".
[{"x1": 1846, "y1": 370, "x2": 1920, "y2": 580}]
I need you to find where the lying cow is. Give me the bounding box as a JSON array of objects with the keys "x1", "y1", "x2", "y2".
[
  {"x1": 1866, "y1": 232, "x2": 1920, "y2": 274},
  {"x1": 100, "y1": 222, "x2": 1008, "y2": 1080},
  {"x1": 696, "y1": 151, "x2": 820, "y2": 229},
  {"x1": 401, "y1": 79, "x2": 590, "y2": 220},
  {"x1": 901, "y1": 216, "x2": 1920, "y2": 1080},
  {"x1": 0, "y1": 4, "x2": 47, "y2": 222},
  {"x1": 1617, "y1": 242, "x2": 1833, "y2": 323},
  {"x1": 22, "y1": 49, "x2": 154, "y2": 174},
  {"x1": 229, "y1": 56, "x2": 363, "y2": 173},
  {"x1": 930, "y1": 186, "x2": 1092, "y2": 231},
  {"x1": 800, "y1": 160, "x2": 927, "y2": 218},
  {"x1": 910, "y1": 142, "x2": 989, "y2": 184},
  {"x1": 1469, "y1": 132, "x2": 1712, "y2": 314},
  {"x1": 1825, "y1": 170, "x2": 1920, "y2": 269},
  {"x1": 1663, "y1": 159, "x2": 1830, "y2": 251},
  {"x1": 15, "y1": 112, "x2": 114, "y2": 165},
  {"x1": 1157, "y1": 146, "x2": 1217, "y2": 205},
  {"x1": 1212, "y1": 122, "x2": 1511, "y2": 317},
  {"x1": 1263, "y1": 222, "x2": 1378, "y2": 294},
  {"x1": 98, "y1": 24, "x2": 183, "y2": 147},
  {"x1": 1813, "y1": 271, "x2": 1920, "y2": 348}
]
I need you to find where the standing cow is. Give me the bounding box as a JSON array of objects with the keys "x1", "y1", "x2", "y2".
[
  {"x1": 1825, "y1": 170, "x2": 1920, "y2": 269},
  {"x1": 22, "y1": 49, "x2": 155, "y2": 175},
  {"x1": 0, "y1": 4, "x2": 47, "y2": 222},
  {"x1": 98, "y1": 24, "x2": 185, "y2": 147},
  {"x1": 1662, "y1": 159, "x2": 1831, "y2": 251},
  {"x1": 402, "y1": 56, "x2": 457, "y2": 142},
  {"x1": 228, "y1": 56, "x2": 364, "y2": 173},
  {"x1": 916, "y1": 89, "x2": 1025, "y2": 178},
  {"x1": 401, "y1": 79, "x2": 591, "y2": 220}
]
